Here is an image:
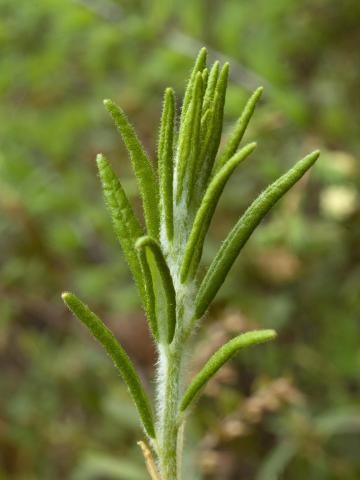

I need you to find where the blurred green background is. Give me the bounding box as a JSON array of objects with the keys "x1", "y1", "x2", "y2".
[{"x1": 1, "y1": 0, "x2": 359, "y2": 479}]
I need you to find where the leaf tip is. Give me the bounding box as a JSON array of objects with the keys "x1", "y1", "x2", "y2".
[
  {"x1": 96, "y1": 152, "x2": 105, "y2": 164},
  {"x1": 304, "y1": 149, "x2": 321, "y2": 168},
  {"x1": 222, "y1": 62, "x2": 230, "y2": 73},
  {"x1": 165, "y1": 86, "x2": 175, "y2": 97},
  {"x1": 61, "y1": 291, "x2": 72, "y2": 304},
  {"x1": 264, "y1": 329, "x2": 277, "y2": 341},
  {"x1": 194, "y1": 70, "x2": 203, "y2": 83},
  {"x1": 198, "y1": 46, "x2": 207, "y2": 59}
]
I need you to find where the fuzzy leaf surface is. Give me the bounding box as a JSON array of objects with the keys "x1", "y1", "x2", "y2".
[
  {"x1": 176, "y1": 72, "x2": 204, "y2": 202},
  {"x1": 180, "y1": 47, "x2": 207, "y2": 121},
  {"x1": 136, "y1": 236, "x2": 176, "y2": 344},
  {"x1": 62, "y1": 292, "x2": 155, "y2": 438},
  {"x1": 97, "y1": 154, "x2": 145, "y2": 303},
  {"x1": 215, "y1": 86, "x2": 264, "y2": 172},
  {"x1": 195, "y1": 150, "x2": 320, "y2": 318},
  {"x1": 136, "y1": 245, "x2": 158, "y2": 342},
  {"x1": 158, "y1": 88, "x2": 175, "y2": 241},
  {"x1": 180, "y1": 330, "x2": 277, "y2": 411},
  {"x1": 103, "y1": 99, "x2": 159, "y2": 238},
  {"x1": 202, "y1": 61, "x2": 220, "y2": 114},
  {"x1": 196, "y1": 63, "x2": 229, "y2": 198},
  {"x1": 181, "y1": 142, "x2": 257, "y2": 282}
]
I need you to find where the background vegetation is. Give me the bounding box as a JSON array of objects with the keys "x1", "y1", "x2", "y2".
[{"x1": 1, "y1": 1, "x2": 359, "y2": 478}]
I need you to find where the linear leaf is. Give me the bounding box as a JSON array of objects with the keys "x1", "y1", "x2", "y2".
[
  {"x1": 195, "y1": 150, "x2": 320, "y2": 318},
  {"x1": 180, "y1": 142, "x2": 257, "y2": 282},
  {"x1": 187, "y1": 73, "x2": 205, "y2": 204},
  {"x1": 196, "y1": 63, "x2": 229, "y2": 199},
  {"x1": 199, "y1": 105, "x2": 210, "y2": 139},
  {"x1": 199, "y1": 107, "x2": 213, "y2": 164},
  {"x1": 136, "y1": 236, "x2": 176, "y2": 344},
  {"x1": 103, "y1": 99, "x2": 159, "y2": 238},
  {"x1": 158, "y1": 88, "x2": 175, "y2": 241},
  {"x1": 181, "y1": 47, "x2": 207, "y2": 121},
  {"x1": 180, "y1": 330, "x2": 277, "y2": 412},
  {"x1": 136, "y1": 245, "x2": 158, "y2": 342},
  {"x1": 214, "y1": 86, "x2": 264, "y2": 173},
  {"x1": 96, "y1": 154, "x2": 145, "y2": 303},
  {"x1": 176, "y1": 72, "x2": 203, "y2": 202},
  {"x1": 202, "y1": 61, "x2": 220, "y2": 114},
  {"x1": 62, "y1": 292, "x2": 156, "y2": 438},
  {"x1": 201, "y1": 67, "x2": 209, "y2": 88}
]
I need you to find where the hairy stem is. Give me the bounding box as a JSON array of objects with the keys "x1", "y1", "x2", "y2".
[
  {"x1": 64, "y1": 47, "x2": 318, "y2": 480},
  {"x1": 155, "y1": 272, "x2": 192, "y2": 480},
  {"x1": 156, "y1": 339, "x2": 184, "y2": 479}
]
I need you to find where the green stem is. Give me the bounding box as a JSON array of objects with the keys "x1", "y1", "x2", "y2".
[{"x1": 156, "y1": 339, "x2": 183, "y2": 480}]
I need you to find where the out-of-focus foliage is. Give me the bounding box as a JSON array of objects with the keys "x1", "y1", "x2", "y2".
[{"x1": 0, "y1": 0, "x2": 359, "y2": 478}]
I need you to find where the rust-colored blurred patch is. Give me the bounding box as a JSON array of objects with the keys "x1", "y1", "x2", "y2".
[
  {"x1": 198, "y1": 377, "x2": 305, "y2": 477},
  {"x1": 108, "y1": 312, "x2": 156, "y2": 372},
  {"x1": 242, "y1": 377, "x2": 305, "y2": 424},
  {"x1": 254, "y1": 247, "x2": 301, "y2": 284}
]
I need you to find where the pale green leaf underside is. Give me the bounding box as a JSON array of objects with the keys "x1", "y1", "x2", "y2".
[
  {"x1": 136, "y1": 244, "x2": 158, "y2": 342},
  {"x1": 136, "y1": 236, "x2": 176, "y2": 344},
  {"x1": 62, "y1": 292, "x2": 155, "y2": 438},
  {"x1": 180, "y1": 329, "x2": 277, "y2": 412}
]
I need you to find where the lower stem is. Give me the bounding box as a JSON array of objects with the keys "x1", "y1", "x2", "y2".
[{"x1": 157, "y1": 341, "x2": 183, "y2": 480}]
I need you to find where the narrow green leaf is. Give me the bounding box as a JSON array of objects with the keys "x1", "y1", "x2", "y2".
[
  {"x1": 136, "y1": 246, "x2": 158, "y2": 342},
  {"x1": 214, "y1": 86, "x2": 264, "y2": 173},
  {"x1": 96, "y1": 154, "x2": 145, "y2": 303},
  {"x1": 187, "y1": 73, "x2": 205, "y2": 204},
  {"x1": 103, "y1": 99, "x2": 159, "y2": 238},
  {"x1": 196, "y1": 63, "x2": 229, "y2": 199},
  {"x1": 202, "y1": 61, "x2": 220, "y2": 114},
  {"x1": 199, "y1": 107, "x2": 213, "y2": 161},
  {"x1": 200, "y1": 106, "x2": 211, "y2": 138},
  {"x1": 201, "y1": 67, "x2": 208, "y2": 89},
  {"x1": 181, "y1": 47, "x2": 207, "y2": 120},
  {"x1": 180, "y1": 142, "x2": 257, "y2": 283},
  {"x1": 176, "y1": 72, "x2": 204, "y2": 202},
  {"x1": 62, "y1": 292, "x2": 156, "y2": 438},
  {"x1": 136, "y1": 236, "x2": 176, "y2": 344},
  {"x1": 180, "y1": 330, "x2": 277, "y2": 411},
  {"x1": 195, "y1": 150, "x2": 320, "y2": 318},
  {"x1": 158, "y1": 88, "x2": 175, "y2": 241},
  {"x1": 206, "y1": 63, "x2": 229, "y2": 165}
]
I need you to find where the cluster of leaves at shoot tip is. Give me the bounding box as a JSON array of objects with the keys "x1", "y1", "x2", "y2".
[{"x1": 62, "y1": 47, "x2": 319, "y2": 478}]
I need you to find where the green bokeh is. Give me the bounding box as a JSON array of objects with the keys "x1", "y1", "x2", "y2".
[{"x1": 1, "y1": 1, "x2": 359, "y2": 478}]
